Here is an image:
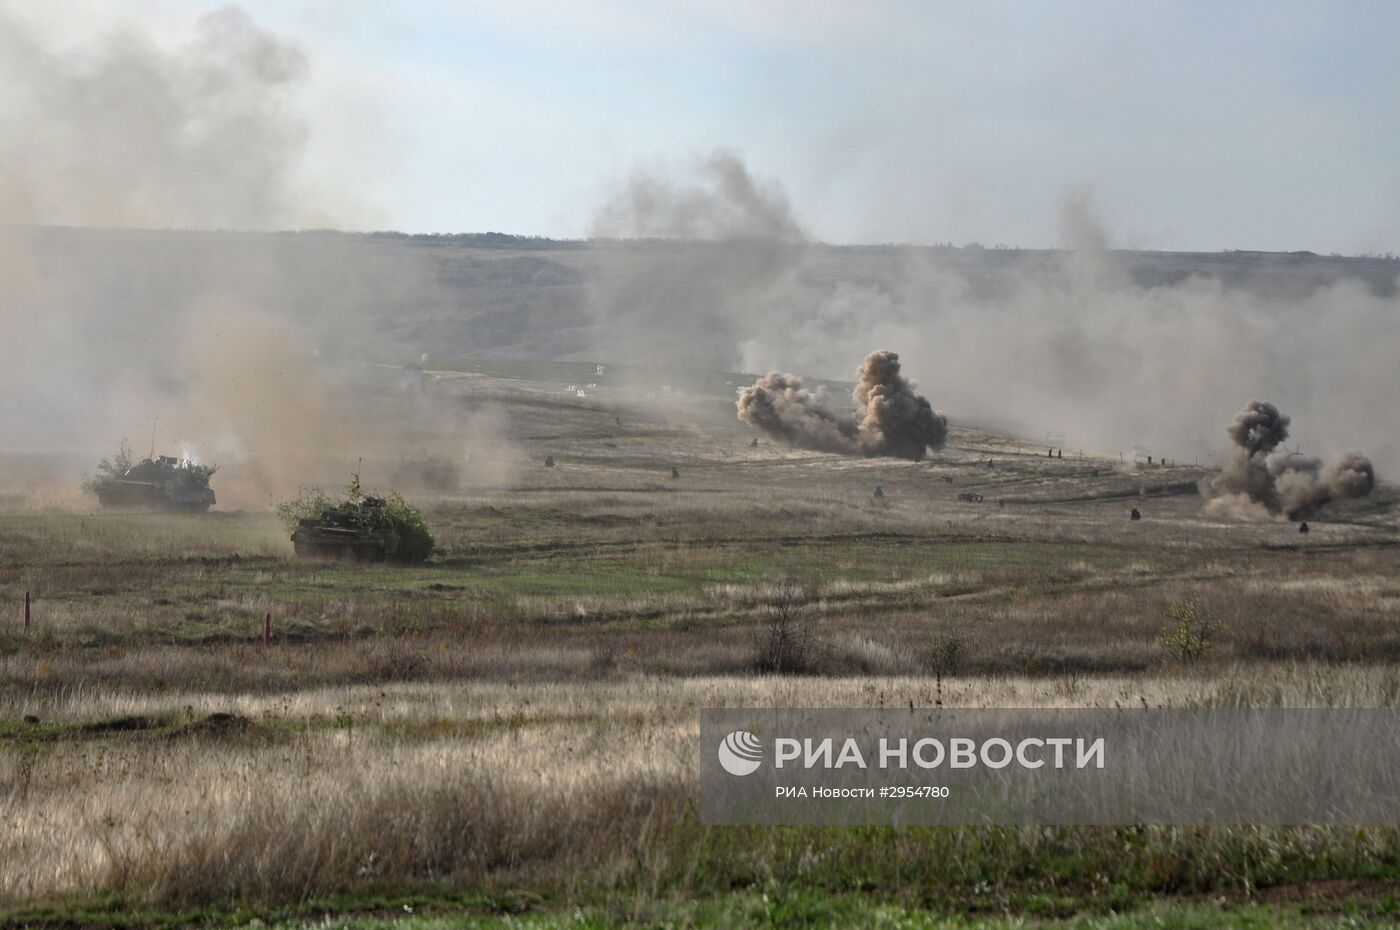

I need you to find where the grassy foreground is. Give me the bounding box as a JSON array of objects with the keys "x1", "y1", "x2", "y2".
[
  {"x1": 4, "y1": 362, "x2": 1400, "y2": 926},
  {"x1": 9, "y1": 892, "x2": 1400, "y2": 929}
]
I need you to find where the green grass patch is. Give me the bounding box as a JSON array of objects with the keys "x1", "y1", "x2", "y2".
[
  {"x1": 0, "y1": 511, "x2": 288, "y2": 562},
  {"x1": 7, "y1": 893, "x2": 1390, "y2": 930}
]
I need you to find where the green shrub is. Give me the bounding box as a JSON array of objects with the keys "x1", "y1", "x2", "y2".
[
  {"x1": 923, "y1": 632, "x2": 965, "y2": 676},
  {"x1": 1158, "y1": 597, "x2": 1218, "y2": 665}
]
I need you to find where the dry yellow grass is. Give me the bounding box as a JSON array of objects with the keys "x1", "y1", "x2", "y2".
[
  {"x1": 7, "y1": 665, "x2": 1400, "y2": 906},
  {"x1": 3, "y1": 365, "x2": 1400, "y2": 913}
]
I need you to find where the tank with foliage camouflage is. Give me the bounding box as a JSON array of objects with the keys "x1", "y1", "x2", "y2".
[
  {"x1": 278, "y1": 474, "x2": 434, "y2": 563},
  {"x1": 84, "y1": 444, "x2": 217, "y2": 512}
]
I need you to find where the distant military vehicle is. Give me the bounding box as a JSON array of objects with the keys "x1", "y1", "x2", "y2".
[
  {"x1": 86, "y1": 449, "x2": 216, "y2": 512},
  {"x1": 958, "y1": 492, "x2": 984, "y2": 503}
]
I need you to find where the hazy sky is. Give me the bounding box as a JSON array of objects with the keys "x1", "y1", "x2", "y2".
[{"x1": 8, "y1": 0, "x2": 1400, "y2": 251}]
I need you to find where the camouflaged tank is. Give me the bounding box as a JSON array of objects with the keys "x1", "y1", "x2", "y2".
[
  {"x1": 88, "y1": 453, "x2": 217, "y2": 513},
  {"x1": 282, "y1": 476, "x2": 435, "y2": 564},
  {"x1": 290, "y1": 498, "x2": 393, "y2": 561}
]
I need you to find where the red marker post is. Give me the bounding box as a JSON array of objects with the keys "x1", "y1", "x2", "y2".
[
  {"x1": 263, "y1": 610, "x2": 272, "y2": 646},
  {"x1": 24, "y1": 591, "x2": 30, "y2": 632}
]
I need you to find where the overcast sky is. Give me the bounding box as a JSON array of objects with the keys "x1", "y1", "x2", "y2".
[{"x1": 7, "y1": 0, "x2": 1400, "y2": 252}]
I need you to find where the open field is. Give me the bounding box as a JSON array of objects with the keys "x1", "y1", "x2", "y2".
[{"x1": 4, "y1": 359, "x2": 1400, "y2": 927}]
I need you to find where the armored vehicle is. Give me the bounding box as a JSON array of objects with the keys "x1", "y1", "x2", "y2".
[
  {"x1": 283, "y1": 481, "x2": 435, "y2": 564},
  {"x1": 290, "y1": 500, "x2": 393, "y2": 561},
  {"x1": 88, "y1": 452, "x2": 216, "y2": 512}
]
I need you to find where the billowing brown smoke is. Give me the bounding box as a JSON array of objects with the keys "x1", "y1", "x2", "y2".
[
  {"x1": 852, "y1": 350, "x2": 948, "y2": 459},
  {"x1": 1271, "y1": 451, "x2": 1376, "y2": 521},
  {"x1": 1207, "y1": 400, "x2": 1375, "y2": 520},
  {"x1": 734, "y1": 372, "x2": 857, "y2": 454},
  {"x1": 737, "y1": 350, "x2": 947, "y2": 461}
]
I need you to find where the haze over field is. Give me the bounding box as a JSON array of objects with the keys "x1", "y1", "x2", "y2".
[{"x1": 0, "y1": 1, "x2": 1397, "y2": 502}]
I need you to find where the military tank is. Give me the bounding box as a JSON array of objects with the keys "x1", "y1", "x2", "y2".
[
  {"x1": 290, "y1": 500, "x2": 392, "y2": 561},
  {"x1": 281, "y1": 477, "x2": 435, "y2": 564},
  {"x1": 87, "y1": 450, "x2": 216, "y2": 512}
]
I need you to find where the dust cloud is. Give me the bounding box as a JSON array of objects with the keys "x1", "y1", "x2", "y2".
[
  {"x1": 0, "y1": 5, "x2": 315, "y2": 230},
  {"x1": 0, "y1": 5, "x2": 508, "y2": 509},
  {"x1": 1206, "y1": 400, "x2": 1375, "y2": 520},
  {"x1": 594, "y1": 154, "x2": 1392, "y2": 484},
  {"x1": 737, "y1": 350, "x2": 947, "y2": 461},
  {"x1": 734, "y1": 372, "x2": 857, "y2": 454},
  {"x1": 587, "y1": 149, "x2": 805, "y2": 372}
]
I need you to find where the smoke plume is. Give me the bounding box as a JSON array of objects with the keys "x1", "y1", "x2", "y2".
[
  {"x1": 587, "y1": 149, "x2": 804, "y2": 371},
  {"x1": 734, "y1": 372, "x2": 857, "y2": 454},
  {"x1": 0, "y1": 6, "x2": 470, "y2": 508},
  {"x1": 0, "y1": 5, "x2": 316, "y2": 229},
  {"x1": 1207, "y1": 400, "x2": 1375, "y2": 520},
  {"x1": 851, "y1": 350, "x2": 949, "y2": 459},
  {"x1": 737, "y1": 350, "x2": 947, "y2": 461},
  {"x1": 597, "y1": 167, "x2": 1400, "y2": 479}
]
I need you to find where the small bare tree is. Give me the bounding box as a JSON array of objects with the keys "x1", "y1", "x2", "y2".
[
  {"x1": 754, "y1": 578, "x2": 813, "y2": 674},
  {"x1": 1158, "y1": 597, "x2": 1220, "y2": 665}
]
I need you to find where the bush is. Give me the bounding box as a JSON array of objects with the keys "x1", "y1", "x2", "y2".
[
  {"x1": 923, "y1": 632, "x2": 965, "y2": 676},
  {"x1": 1158, "y1": 598, "x2": 1218, "y2": 665},
  {"x1": 91, "y1": 442, "x2": 134, "y2": 482},
  {"x1": 753, "y1": 578, "x2": 814, "y2": 674}
]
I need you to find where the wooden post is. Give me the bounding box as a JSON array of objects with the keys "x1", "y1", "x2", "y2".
[{"x1": 263, "y1": 610, "x2": 271, "y2": 646}]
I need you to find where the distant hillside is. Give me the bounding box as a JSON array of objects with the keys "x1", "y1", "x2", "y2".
[{"x1": 14, "y1": 224, "x2": 1400, "y2": 367}]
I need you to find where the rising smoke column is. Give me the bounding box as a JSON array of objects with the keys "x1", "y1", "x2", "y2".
[
  {"x1": 852, "y1": 350, "x2": 948, "y2": 459},
  {"x1": 588, "y1": 149, "x2": 803, "y2": 371},
  {"x1": 737, "y1": 350, "x2": 947, "y2": 461},
  {"x1": 1212, "y1": 399, "x2": 1291, "y2": 514},
  {"x1": 1207, "y1": 399, "x2": 1375, "y2": 520}
]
